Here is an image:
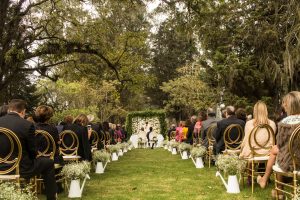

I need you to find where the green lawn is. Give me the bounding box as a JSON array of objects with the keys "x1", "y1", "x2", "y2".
[{"x1": 55, "y1": 148, "x2": 273, "y2": 200}]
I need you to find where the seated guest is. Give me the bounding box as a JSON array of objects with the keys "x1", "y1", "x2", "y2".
[
  {"x1": 35, "y1": 105, "x2": 64, "y2": 165},
  {"x1": 114, "y1": 124, "x2": 123, "y2": 143},
  {"x1": 239, "y1": 101, "x2": 276, "y2": 159},
  {"x1": 257, "y1": 91, "x2": 300, "y2": 196},
  {"x1": 201, "y1": 108, "x2": 218, "y2": 147},
  {"x1": 236, "y1": 108, "x2": 247, "y2": 123},
  {"x1": 186, "y1": 116, "x2": 196, "y2": 144},
  {"x1": 167, "y1": 124, "x2": 176, "y2": 141},
  {"x1": 63, "y1": 114, "x2": 92, "y2": 161},
  {"x1": 214, "y1": 106, "x2": 245, "y2": 154},
  {"x1": 175, "y1": 121, "x2": 184, "y2": 142},
  {"x1": 0, "y1": 99, "x2": 57, "y2": 200},
  {"x1": 182, "y1": 120, "x2": 189, "y2": 141},
  {"x1": 57, "y1": 115, "x2": 73, "y2": 134},
  {"x1": 0, "y1": 104, "x2": 8, "y2": 117}
]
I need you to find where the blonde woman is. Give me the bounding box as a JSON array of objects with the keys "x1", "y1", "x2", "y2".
[
  {"x1": 257, "y1": 91, "x2": 300, "y2": 198},
  {"x1": 239, "y1": 101, "x2": 276, "y2": 159}
]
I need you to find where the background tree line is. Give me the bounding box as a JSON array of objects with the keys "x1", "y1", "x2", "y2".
[{"x1": 1, "y1": 0, "x2": 299, "y2": 122}]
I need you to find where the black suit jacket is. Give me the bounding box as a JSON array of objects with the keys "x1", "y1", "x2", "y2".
[
  {"x1": 0, "y1": 112, "x2": 37, "y2": 175},
  {"x1": 214, "y1": 116, "x2": 245, "y2": 154},
  {"x1": 63, "y1": 123, "x2": 92, "y2": 161}
]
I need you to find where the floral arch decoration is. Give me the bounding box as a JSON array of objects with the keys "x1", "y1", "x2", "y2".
[{"x1": 125, "y1": 110, "x2": 167, "y2": 137}]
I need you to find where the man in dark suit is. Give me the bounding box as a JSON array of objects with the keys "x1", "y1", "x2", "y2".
[
  {"x1": 214, "y1": 106, "x2": 245, "y2": 155},
  {"x1": 201, "y1": 108, "x2": 218, "y2": 147},
  {"x1": 186, "y1": 115, "x2": 197, "y2": 144},
  {"x1": 0, "y1": 99, "x2": 57, "y2": 200}
]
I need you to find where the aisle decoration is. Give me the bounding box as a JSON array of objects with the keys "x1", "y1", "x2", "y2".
[
  {"x1": 162, "y1": 140, "x2": 168, "y2": 149},
  {"x1": 117, "y1": 143, "x2": 124, "y2": 156},
  {"x1": 190, "y1": 146, "x2": 207, "y2": 168},
  {"x1": 179, "y1": 143, "x2": 192, "y2": 159},
  {"x1": 121, "y1": 142, "x2": 129, "y2": 153},
  {"x1": 215, "y1": 154, "x2": 247, "y2": 194},
  {"x1": 170, "y1": 141, "x2": 179, "y2": 155},
  {"x1": 108, "y1": 145, "x2": 120, "y2": 161},
  {"x1": 0, "y1": 182, "x2": 37, "y2": 200},
  {"x1": 61, "y1": 161, "x2": 91, "y2": 198},
  {"x1": 93, "y1": 150, "x2": 110, "y2": 174},
  {"x1": 127, "y1": 140, "x2": 133, "y2": 150}
]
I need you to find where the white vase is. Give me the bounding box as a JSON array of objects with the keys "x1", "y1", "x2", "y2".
[
  {"x1": 123, "y1": 148, "x2": 128, "y2": 153},
  {"x1": 172, "y1": 147, "x2": 177, "y2": 155},
  {"x1": 119, "y1": 149, "x2": 123, "y2": 156},
  {"x1": 227, "y1": 175, "x2": 240, "y2": 193},
  {"x1": 128, "y1": 146, "x2": 132, "y2": 150},
  {"x1": 168, "y1": 146, "x2": 172, "y2": 152},
  {"x1": 182, "y1": 151, "x2": 188, "y2": 159},
  {"x1": 164, "y1": 145, "x2": 168, "y2": 150},
  {"x1": 68, "y1": 179, "x2": 81, "y2": 198},
  {"x1": 195, "y1": 157, "x2": 204, "y2": 168},
  {"x1": 112, "y1": 152, "x2": 118, "y2": 161},
  {"x1": 95, "y1": 162, "x2": 107, "y2": 174}
]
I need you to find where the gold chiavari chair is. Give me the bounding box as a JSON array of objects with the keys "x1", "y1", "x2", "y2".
[
  {"x1": 0, "y1": 127, "x2": 22, "y2": 185},
  {"x1": 206, "y1": 123, "x2": 217, "y2": 168},
  {"x1": 98, "y1": 130, "x2": 106, "y2": 148},
  {"x1": 59, "y1": 130, "x2": 81, "y2": 162},
  {"x1": 90, "y1": 130, "x2": 99, "y2": 152},
  {"x1": 246, "y1": 124, "x2": 275, "y2": 193},
  {"x1": 105, "y1": 131, "x2": 111, "y2": 147},
  {"x1": 273, "y1": 125, "x2": 300, "y2": 199},
  {"x1": 223, "y1": 124, "x2": 244, "y2": 155},
  {"x1": 35, "y1": 130, "x2": 56, "y2": 160}
]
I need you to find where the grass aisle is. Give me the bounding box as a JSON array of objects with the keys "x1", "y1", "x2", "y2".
[{"x1": 58, "y1": 149, "x2": 273, "y2": 200}]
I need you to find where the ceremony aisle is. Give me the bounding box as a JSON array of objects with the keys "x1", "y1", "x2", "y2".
[{"x1": 53, "y1": 149, "x2": 272, "y2": 200}]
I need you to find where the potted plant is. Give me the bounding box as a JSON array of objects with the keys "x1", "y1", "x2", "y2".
[
  {"x1": 108, "y1": 145, "x2": 120, "y2": 161},
  {"x1": 116, "y1": 143, "x2": 124, "y2": 156},
  {"x1": 61, "y1": 161, "x2": 91, "y2": 198},
  {"x1": 121, "y1": 142, "x2": 129, "y2": 153},
  {"x1": 0, "y1": 182, "x2": 37, "y2": 199},
  {"x1": 170, "y1": 141, "x2": 179, "y2": 155},
  {"x1": 127, "y1": 140, "x2": 133, "y2": 150},
  {"x1": 179, "y1": 143, "x2": 192, "y2": 159},
  {"x1": 162, "y1": 140, "x2": 168, "y2": 150},
  {"x1": 167, "y1": 141, "x2": 172, "y2": 151},
  {"x1": 215, "y1": 154, "x2": 247, "y2": 194},
  {"x1": 93, "y1": 150, "x2": 110, "y2": 174},
  {"x1": 190, "y1": 146, "x2": 207, "y2": 168}
]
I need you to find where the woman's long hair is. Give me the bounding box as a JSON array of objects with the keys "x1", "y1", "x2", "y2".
[{"x1": 253, "y1": 101, "x2": 269, "y2": 126}]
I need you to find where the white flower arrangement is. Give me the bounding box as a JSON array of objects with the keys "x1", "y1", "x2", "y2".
[
  {"x1": 127, "y1": 140, "x2": 132, "y2": 145},
  {"x1": 162, "y1": 140, "x2": 168, "y2": 146},
  {"x1": 191, "y1": 146, "x2": 207, "y2": 158},
  {"x1": 216, "y1": 154, "x2": 247, "y2": 175},
  {"x1": 170, "y1": 141, "x2": 179, "y2": 148},
  {"x1": 93, "y1": 150, "x2": 110, "y2": 163},
  {"x1": 120, "y1": 142, "x2": 129, "y2": 150},
  {"x1": 0, "y1": 182, "x2": 37, "y2": 200},
  {"x1": 61, "y1": 161, "x2": 91, "y2": 180},
  {"x1": 179, "y1": 143, "x2": 192, "y2": 151},
  {"x1": 107, "y1": 144, "x2": 120, "y2": 153},
  {"x1": 132, "y1": 117, "x2": 161, "y2": 135}
]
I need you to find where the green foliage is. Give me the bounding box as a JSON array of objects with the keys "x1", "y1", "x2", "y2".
[
  {"x1": 125, "y1": 110, "x2": 167, "y2": 137},
  {"x1": 93, "y1": 150, "x2": 111, "y2": 163}
]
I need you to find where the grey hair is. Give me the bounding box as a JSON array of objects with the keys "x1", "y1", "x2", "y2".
[{"x1": 226, "y1": 106, "x2": 235, "y2": 116}]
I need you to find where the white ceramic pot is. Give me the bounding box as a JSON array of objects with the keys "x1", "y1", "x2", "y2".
[
  {"x1": 119, "y1": 149, "x2": 123, "y2": 156},
  {"x1": 195, "y1": 157, "x2": 204, "y2": 168},
  {"x1": 164, "y1": 145, "x2": 168, "y2": 150},
  {"x1": 112, "y1": 152, "x2": 118, "y2": 161},
  {"x1": 123, "y1": 148, "x2": 128, "y2": 153},
  {"x1": 227, "y1": 175, "x2": 240, "y2": 193},
  {"x1": 172, "y1": 147, "x2": 177, "y2": 155},
  {"x1": 95, "y1": 162, "x2": 107, "y2": 174},
  {"x1": 68, "y1": 179, "x2": 81, "y2": 198},
  {"x1": 182, "y1": 151, "x2": 188, "y2": 159}
]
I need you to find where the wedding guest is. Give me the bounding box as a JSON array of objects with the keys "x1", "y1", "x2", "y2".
[
  {"x1": 167, "y1": 124, "x2": 176, "y2": 141},
  {"x1": 186, "y1": 116, "x2": 196, "y2": 144},
  {"x1": 201, "y1": 108, "x2": 218, "y2": 147},
  {"x1": 175, "y1": 121, "x2": 184, "y2": 142},
  {"x1": 35, "y1": 105, "x2": 64, "y2": 165},
  {"x1": 114, "y1": 124, "x2": 123, "y2": 143},
  {"x1": 63, "y1": 114, "x2": 92, "y2": 161},
  {"x1": 0, "y1": 99, "x2": 57, "y2": 200},
  {"x1": 239, "y1": 101, "x2": 276, "y2": 159},
  {"x1": 236, "y1": 108, "x2": 247, "y2": 123},
  {"x1": 146, "y1": 127, "x2": 153, "y2": 147},
  {"x1": 214, "y1": 106, "x2": 245, "y2": 154},
  {"x1": 0, "y1": 104, "x2": 8, "y2": 117},
  {"x1": 182, "y1": 120, "x2": 189, "y2": 141},
  {"x1": 257, "y1": 91, "x2": 300, "y2": 198}
]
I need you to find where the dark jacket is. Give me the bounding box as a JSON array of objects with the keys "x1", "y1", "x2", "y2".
[
  {"x1": 214, "y1": 115, "x2": 245, "y2": 154},
  {"x1": 36, "y1": 122, "x2": 64, "y2": 165},
  {"x1": 0, "y1": 112, "x2": 37, "y2": 175},
  {"x1": 63, "y1": 123, "x2": 92, "y2": 161},
  {"x1": 186, "y1": 123, "x2": 195, "y2": 144}
]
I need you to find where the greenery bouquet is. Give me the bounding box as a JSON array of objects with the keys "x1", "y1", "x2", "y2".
[
  {"x1": 216, "y1": 154, "x2": 247, "y2": 175},
  {"x1": 179, "y1": 143, "x2": 192, "y2": 152},
  {"x1": 170, "y1": 141, "x2": 179, "y2": 148},
  {"x1": 191, "y1": 146, "x2": 207, "y2": 158},
  {"x1": 121, "y1": 142, "x2": 129, "y2": 150},
  {"x1": 108, "y1": 145, "x2": 120, "y2": 153},
  {"x1": 0, "y1": 182, "x2": 37, "y2": 200},
  {"x1": 61, "y1": 161, "x2": 91, "y2": 180},
  {"x1": 93, "y1": 150, "x2": 110, "y2": 163}
]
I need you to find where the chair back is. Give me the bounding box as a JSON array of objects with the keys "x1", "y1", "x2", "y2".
[
  {"x1": 289, "y1": 125, "x2": 300, "y2": 171},
  {"x1": 0, "y1": 128, "x2": 22, "y2": 176},
  {"x1": 207, "y1": 123, "x2": 217, "y2": 146},
  {"x1": 223, "y1": 124, "x2": 244, "y2": 150},
  {"x1": 248, "y1": 124, "x2": 275, "y2": 157},
  {"x1": 35, "y1": 130, "x2": 56, "y2": 160},
  {"x1": 59, "y1": 130, "x2": 79, "y2": 156},
  {"x1": 90, "y1": 130, "x2": 99, "y2": 149},
  {"x1": 105, "y1": 131, "x2": 111, "y2": 145},
  {"x1": 98, "y1": 130, "x2": 106, "y2": 146},
  {"x1": 170, "y1": 131, "x2": 176, "y2": 140}
]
